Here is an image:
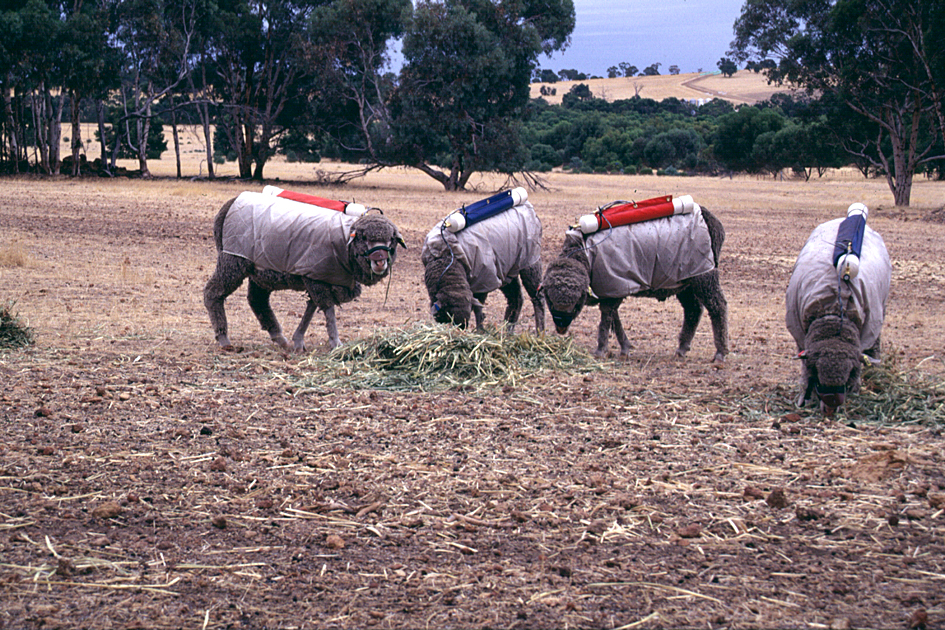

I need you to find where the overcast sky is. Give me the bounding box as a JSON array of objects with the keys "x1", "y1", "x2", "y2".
[{"x1": 541, "y1": 0, "x2": 747, "y2": 76}]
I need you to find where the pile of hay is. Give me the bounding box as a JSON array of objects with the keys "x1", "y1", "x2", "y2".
[
  {"x1": 839, "y1": 356, "x2": 945, "y2": 425},
  {"x1": 0, "y1": 302, "x2": 34, "y2": 349},
  {"x1": 291, "y1": 323, "x2": 598, "y2": 392}
]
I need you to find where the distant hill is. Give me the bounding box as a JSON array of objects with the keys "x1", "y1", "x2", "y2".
[{"x1": 530, "y1": 70, "x2": 798, "y2": 106}]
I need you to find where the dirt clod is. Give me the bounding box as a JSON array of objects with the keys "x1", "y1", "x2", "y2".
[
  {"x1": 91, "y1": 501, "x2": 122, "y2": 519},
  {"x1": 766, "y1": 488, "x2": 790, "y2": 509}
]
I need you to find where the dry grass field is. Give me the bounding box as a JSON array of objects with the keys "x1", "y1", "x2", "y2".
[
  {"x1": 1, "y1": 146, "x2": 944, "y2": 630},
  {"x1": 529, "y1": 70, "x2": 799, "y2": 105}
]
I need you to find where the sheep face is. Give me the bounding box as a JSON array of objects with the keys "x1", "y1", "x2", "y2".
[
  {"x1": 542, "y1": 257, "x2": 591, "y2": 334},
  {"x1": 348, "y1": 214, "x2": 406, "y2": 284},
  {"x1": 801, "y1": 316, "x2": 862, "y2": 416}
]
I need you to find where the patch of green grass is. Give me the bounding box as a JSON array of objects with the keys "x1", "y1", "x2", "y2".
[{"x1": 0, "y1": 302, "x2": 35, "y2": 349}]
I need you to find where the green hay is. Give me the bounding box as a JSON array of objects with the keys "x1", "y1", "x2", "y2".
[
  {"x1": 0, "y1": 302, "x2": 34, "y2": 349},
  {"x1": 290, "y1": 322, "x2": 599, "y2": 393},
  {"x1": 835, "y1": 356, "x2": 945, "y2": 425}
]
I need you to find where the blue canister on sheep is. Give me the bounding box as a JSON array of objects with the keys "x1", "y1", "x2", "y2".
[
  {"x1": 785, "y1": 203, "x2": 891, "y2": 416},
  {"x1": 421, "y1": 189, "x2": 544, "y2": 333}
]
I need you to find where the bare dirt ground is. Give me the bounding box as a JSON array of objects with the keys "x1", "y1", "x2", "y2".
[{"x1": 1, "y1": 160, "x2": 944, "y2": 630}]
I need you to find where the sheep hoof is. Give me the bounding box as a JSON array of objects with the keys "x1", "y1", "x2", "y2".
[
  {"x1": 271, "y1": 335, "x2": 292, "y2": 351},
  {"x1": 711, "y1": 352, "x2": 726, "y2": 364}
]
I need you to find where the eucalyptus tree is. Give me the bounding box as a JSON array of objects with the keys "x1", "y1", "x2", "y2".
[
  {"x1": 110, "y1": 0, "x2": 199, "y2": 177},
  {"x1": 0, "y1": 0, "x2": 64, "y2": 173},
  {"x1": 59, "y1": 1, "x2": 120, "y2": 175},
  {"x1": 206, "y1": 0, "x2": 323, "y2": 180},
  {"x1": 730, "y1": 0, "x2": 945, "y2": 205},
  {"x1": 388, "y1": 0, "x2": 575, "y2": 190},
  {"x1": 305, "y1": 0, "x2": 411, "y2": 178}
]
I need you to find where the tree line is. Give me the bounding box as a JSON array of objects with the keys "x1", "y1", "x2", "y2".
[
  {"x1": 0, "y1": 0, "x2": 574, "y2": 190},
  {"x1": 1, "y1": 0, "x2": 943, "y2": 204}
]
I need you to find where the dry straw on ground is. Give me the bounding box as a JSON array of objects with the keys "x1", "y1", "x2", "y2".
[{"x1": 290, "y1": 322, "x2": 600, "y2": 392}]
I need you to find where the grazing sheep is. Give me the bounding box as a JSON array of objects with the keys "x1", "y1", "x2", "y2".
[
  {"x1": 204, "y1": 191, "x2": 405, "y2": 352},
  {"x1": 785, "y1": 205, "x2": 891, "y2": 415},
  {"x1": 542, "y1": 205, "x2": 728, "y2": 362},
  {"x1": 421, "y1": 199, "x2": 544, "y2": 333}
]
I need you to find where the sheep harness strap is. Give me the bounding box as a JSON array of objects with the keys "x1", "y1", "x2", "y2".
[
  {"x1": 572, "y1": 204, "x2": 716, "y2": 299},
  {"x1": 785, "y1": 216, "x2": 891, "y2": 355},
  {"x1": 221, "y1": 191, "x2": 363, "y2": 290},
  {"x1": 422, "y1": 201, "x2": 542, "y2": 295}
]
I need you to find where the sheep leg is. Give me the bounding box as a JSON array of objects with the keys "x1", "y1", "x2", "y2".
[
  {"x1": 499, "y1": 279, "x2": 524, "y2": 334},
  {"x1": 596, "y1": 298, "x2": 630, "y2": 358},
  {"x1": 688, "y1": 272, "x2": 729, "y2": 363},
  {"x1": 247, "y1": 280, "x2": 292, "y2": 351},
  {"x1": 797, "y1": 358, "x2": 815, "y2": 407},
  {"x1": 472, "y1": 292, "x2": 488, "y2": 331},
  {"x1": 610, "y1": 306, "x2": 632, "y2": 358},
  {"x1": 701, "y1": 276, "x2": 729, "y2": 363},
  {"x1": 289, "y1": 300, "x2": 318, "y2": 353},
  {"x1": 675, "y1": 288, "x2": 703, "y2": 359},
  {"x1": 203, "y1": 253, "x2": 251, "y2": 349},
  {"x1": 323, "y1": 305, "x2": 341, "y2": 349},
  {"x1": 864, "y1": 336, "x2": 881, "y2": 363},
  {"x1": 520, "y1": 264, "x2": 545, "y2": 334}
]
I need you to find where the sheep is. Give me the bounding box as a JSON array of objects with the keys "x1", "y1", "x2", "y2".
[
  {"x1": 541, "y1": 204, "x2": 728, "y2": 362},
  {"x1": 785, "y1": 205, "x2": 891, "y2": 415},
  {"x1": 204, "y1": 191, "x2": 405, "y2": 352},
  {"x1": 421, "y1": 199, "x2": 544, "y2": 333}
]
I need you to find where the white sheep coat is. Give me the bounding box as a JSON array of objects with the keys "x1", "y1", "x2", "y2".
[
  {"x1": 422, "y1": 201, "x2": 542, "y2": 294},
  {"x1": 785, "y1": 217, "x2": 891, "y2": 352},
  {"x1": 221, "y1": 191, "x2": 360, "y2": 289},
  {"x1": 574, "y1": 205, "x2": 715, "y2": 299}
]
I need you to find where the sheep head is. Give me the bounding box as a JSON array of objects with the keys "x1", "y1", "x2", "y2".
[
  {"x1": 542, "y1": 256, "x2": 591, "y2": 334},
  {"x1": 348, "y1": 214, "x2": 406, "y2": 284},
  {"x1": 422, "y1": 247, "x2": 475, "y2": 328},
  {"x1": 802, "y1": 315, "x2": 863, "y2": 416}
]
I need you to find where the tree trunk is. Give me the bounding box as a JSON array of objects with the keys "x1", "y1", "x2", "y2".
[
  {"x1": 96, "y1": 100, "x2": 109, "y2": 172},
  {"x1": 48, "y1": 89, "x2": 63, "y2": 174},
  {"x1": 70, "y1": 92, "x2": 83, "y2": 176},
  {"x1": 238, "y1": 119, "x2": 254, "y2": 179},
  {"x1": 31, "y1": 91, "x2": 49, "y2": 173},
  {"x1": 171, "y1": 109, "x2": 181, "y2": 179},
  {"x1": 137, "y1": 96, "x2": 152, "y2": 178},
  {"x1": 2, "y1": 73, "x2": 20, "y2": 173},
  {"x1": 201, "y1": 107, "x2": 214, "y2": 180}
]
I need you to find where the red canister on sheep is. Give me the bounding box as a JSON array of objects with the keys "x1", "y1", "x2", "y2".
[
  {"x1": 573, "y1": 194, "x2": 696, "y2": 234},
  {"x1": 262, "y1": 185, "x2": 368, "y2": 217}
]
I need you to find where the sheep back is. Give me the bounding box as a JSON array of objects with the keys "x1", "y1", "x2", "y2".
[
  {"x1": 221, "y1": 191, "x2": 360, "y2": 289},
  {"x1": 786, "y1": 218, "x2": 891, "y2": 353},
  {"x1": 578, "y1": 204, "x2": 716, "y2": 299},
  {"x1": 421, "y1": 201, "x2": 542, "y2": 294}
]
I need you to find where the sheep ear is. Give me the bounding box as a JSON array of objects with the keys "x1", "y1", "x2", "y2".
[
  {"x1": 396, "y1": 234, "x2": 407, "y2": 250},
  {"x1": 472, "y1": 297, "x2": 484, "y2": 309}
]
